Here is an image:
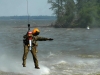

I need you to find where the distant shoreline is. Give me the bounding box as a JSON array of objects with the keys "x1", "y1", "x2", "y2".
[{"x1": 0, "y1": 16, "x2": 56, "y2": 20}]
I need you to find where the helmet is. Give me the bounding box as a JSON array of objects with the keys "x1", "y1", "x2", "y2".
[{"x1": 32, "y1": 28, "x2": 40, "y2": 35}]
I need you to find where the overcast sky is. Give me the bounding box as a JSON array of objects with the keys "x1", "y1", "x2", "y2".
[{"x1": 0, "y1": 0, "x2": 53, "y2": 16}]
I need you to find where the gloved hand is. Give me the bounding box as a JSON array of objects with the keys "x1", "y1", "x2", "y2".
[{"x1": 48, "y1": 38, "x2": 53, "y2": 41}]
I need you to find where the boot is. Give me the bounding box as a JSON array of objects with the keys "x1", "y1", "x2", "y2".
[
  {"x1": 35, "y1": 66, "x2": 40, "y2": 69},
  {"x1": 23, "y1": 64, "x2": 26, "y2": 67},
  {"x1": 22, "y1": 63, "x2": 26, "y2": 67}
]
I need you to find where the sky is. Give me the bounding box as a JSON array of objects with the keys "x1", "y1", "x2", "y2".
[{"x1": 0, "y1": 0, "x2": 53, "y2": 16}]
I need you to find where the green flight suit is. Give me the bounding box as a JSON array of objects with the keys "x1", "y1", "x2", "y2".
[{"x1": 22, "y1": 35, "x2": 49, "y2": 68}]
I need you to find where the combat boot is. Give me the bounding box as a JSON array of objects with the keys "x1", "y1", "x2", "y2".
[
  {"x1": 23, "y1": 64, "x2": 26, "y2": 67},
  {"x1": 22, "y1": 63, "x2": 26, "y2": 67},
  {"x1": 35, "y1": 66, "x2": 40, "y2": 69}
]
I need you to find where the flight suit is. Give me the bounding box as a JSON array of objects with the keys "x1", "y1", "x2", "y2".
[{"x1": 22, "y1": 35, "x2": 50, "y2": 68}]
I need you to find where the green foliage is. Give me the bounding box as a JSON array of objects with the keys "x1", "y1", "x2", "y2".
[{"x1": 48, "y1": 0, "x2": 100, "y2": 28}]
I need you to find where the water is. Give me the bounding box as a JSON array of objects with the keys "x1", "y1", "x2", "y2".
[{"x1": 0, "y1": 20, "x2": 100, "y2": 75}]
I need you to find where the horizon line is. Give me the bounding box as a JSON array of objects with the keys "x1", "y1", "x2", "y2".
[{"x1": 0, "y1": 15, "x2": 56, "y2": 17}]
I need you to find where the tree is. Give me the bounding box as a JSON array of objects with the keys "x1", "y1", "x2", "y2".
[
  {"x1": 48, "y1": 0, "x2": 100, "y2": 28},
  {"x1": 75, "y1": 0, "x2": 99, "y2": 28},
  {"x1": 48, "y1": 0, "x2": 75, "y2": 28}
]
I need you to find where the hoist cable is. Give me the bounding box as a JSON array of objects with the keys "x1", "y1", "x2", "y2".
[{"x1": 26, "y1": 0, "x2": 29, "y2": 24}]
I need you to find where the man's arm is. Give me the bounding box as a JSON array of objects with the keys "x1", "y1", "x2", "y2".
[{"x1": 35, "y1": 36, "x2": 53, "y2": 41}]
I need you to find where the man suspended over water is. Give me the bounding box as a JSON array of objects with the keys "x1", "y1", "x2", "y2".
[{"x1": 22, "y1": 28, "x2": 53, "y2": 69}]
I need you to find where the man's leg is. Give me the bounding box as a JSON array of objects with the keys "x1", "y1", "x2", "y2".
[
  {"x1": 31, "y1": 47, "x2": 40, "y2": 69},
  {"x1": 22, "y1": 45, "x2": 29, "y2": 67}
]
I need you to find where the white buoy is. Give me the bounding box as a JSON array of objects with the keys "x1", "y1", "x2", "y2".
[{"x1": 87, "y1": 26, "x2": 90, "y2": 29}]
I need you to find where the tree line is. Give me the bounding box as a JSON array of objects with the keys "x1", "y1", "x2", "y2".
[{"x1": 48, "y1": 0, "x2": 100, "y2": 28}]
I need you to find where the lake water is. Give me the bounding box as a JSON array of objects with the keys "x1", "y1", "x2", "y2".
[{"x1": 0, "y1": 20, "x2": 100, "y2": 75}]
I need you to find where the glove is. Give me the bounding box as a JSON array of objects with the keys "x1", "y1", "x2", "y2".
[{"x1": 48, "y1": 38, "x2": 53, "y2": 41}]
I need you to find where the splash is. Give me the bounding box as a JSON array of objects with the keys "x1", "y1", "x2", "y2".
[
  {"x1": 40, "y1": 65, "x2": 50, "y2": 75},
  {"x1": 0, "y1": 54, "x2": 50, "y2": 75}
]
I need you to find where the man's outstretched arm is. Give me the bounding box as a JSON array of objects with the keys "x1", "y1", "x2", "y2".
[{"x1": 35, "y1": 36, "x2": 53, "y2": 41}]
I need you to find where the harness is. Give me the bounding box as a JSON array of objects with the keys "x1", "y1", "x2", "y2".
[{"x1": 23, "y1": 35, "x2": 37, "y2": 46}]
